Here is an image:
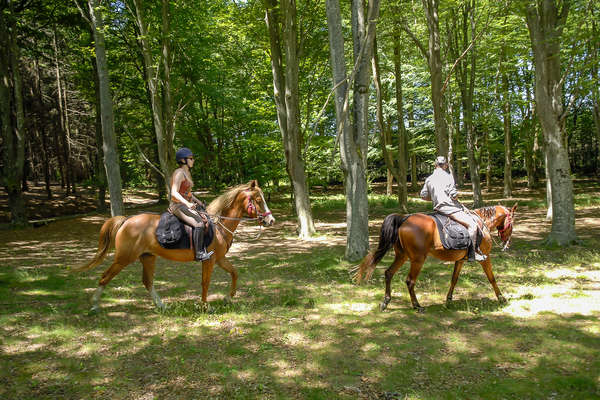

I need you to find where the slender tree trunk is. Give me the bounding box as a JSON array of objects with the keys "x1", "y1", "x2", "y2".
[
  {"x1": 161, "y1": 0, "x2": 175, "y2": 183},
  {"x1": 88, "y1": 0, "x2": 124, "y2": 216},
  {"x1": 133, "y1": 0, "x2": 173, "y2": 196},
  {"x1": 0, "y1": 7, "x2": 27, "y2": 225},
  {"x1": 52, "y1": 29, "x2": 70, "y2": 194},
  {"x1": 526, "y1": 0, "x2": 576, "y2": 245},
  {"x1": 386, "y1": 169, "x2": 393, "y2": 195},
  {"x1": 265, "y1": 0, "x2": 316, "y2": 238},
  {"x1": 326, "y1": 0, "x2": 379, "y2": 260},
  {"x1": 373, "y1": 35, "x2": 406, "y2": 211},
  {"x1": 423, "y1": 0, "x2": 449, "y2": 157},
  {"x1": 33, "y1": 59, "x2": 52, "y2": 199},
  {"x1": 393, "y1": 35, "x2": 408, "y2": 212},
  {"x1": 91, "y1": 52, "x2": 107, "y2": 212},
  {"x1": 501, "y1": 47, "x2": 512, "y2": 197},
  {"x1": 590, "y1": 4, "x2": 600, "y2": 173},
  {"x1": 408, "y1": 105, "x2": 417, "y2": 188}
]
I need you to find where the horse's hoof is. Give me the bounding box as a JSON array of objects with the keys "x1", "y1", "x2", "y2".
[
  {"x1": 415, "y1": 306, "x2": 426, "y2": 313},
  {"x1": 445, "y1": 299, "x2": 453, "y2": 308},
  {"x1": 156, "y1": 303, "x2": 167, "y2": 312},
  {"x1": 88, "y1": 306, "x2": 100, "y2": 315},
  {"x1": 498, "y1": 295, "x2": 507, "y2": 304},
  {"x1": 223, "y1": 296, "x2": 233, "y2": 305},
  {"x1": 380, "y1": 302, "x2": 388, "y2": 311}
]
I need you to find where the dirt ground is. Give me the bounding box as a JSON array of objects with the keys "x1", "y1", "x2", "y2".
[{"x1": 0, "y1": 183, "x2": 161, "y2": 225}]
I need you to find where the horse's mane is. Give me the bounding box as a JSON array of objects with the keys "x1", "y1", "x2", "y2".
[
  {"x1": 475, "y1": 206, "x2": 497, "y2": 222},
  {"x1": 206, "y1": 182, "x2": 253, "y2": 216}
]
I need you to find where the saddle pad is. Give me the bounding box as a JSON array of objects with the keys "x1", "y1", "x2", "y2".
[
  {"x1": 430, "y1": 213, "x2": 480, "y2": 250},
  {"x1": 155, "y1": 212, "x2": 214, "y2": 250}
]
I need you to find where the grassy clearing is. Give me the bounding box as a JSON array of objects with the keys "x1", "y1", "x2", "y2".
[{"x1": 1, "y1": 181, "x2": 599, "y2": 399}]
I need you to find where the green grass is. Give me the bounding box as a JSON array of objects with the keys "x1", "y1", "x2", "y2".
[{"x1": 1, "y1": 181, "x2": 599, "y2": 399}]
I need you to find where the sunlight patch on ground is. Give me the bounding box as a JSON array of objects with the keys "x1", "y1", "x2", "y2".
[
  {"x1": 501, "y1": 285, "x2": 600, "y2": 318},
  {"x1": 283, "y1": 331, "x2": 308, "y2": 346},
  {"x1": 270, "y1": 359, "x2": 302, "y2": 378},
  {"x1": 322, "y1": 301, "x2": 375, "y2": 314}
]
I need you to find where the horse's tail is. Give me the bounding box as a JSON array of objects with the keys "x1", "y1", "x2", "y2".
[
  {"x1": 72, "y1": 216, "x2": 128, "y2": 272},
  {"x1": 353, "y1": 214, "x2": 407, "y2": 284}
]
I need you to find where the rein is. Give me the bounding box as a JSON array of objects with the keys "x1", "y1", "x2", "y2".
[{"x1": 198, "y1": 190, "x2": 270, "y2": 241}]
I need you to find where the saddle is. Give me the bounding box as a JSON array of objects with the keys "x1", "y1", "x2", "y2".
[
  {"x1": 155, "y1": 212, "x2": 214, "y2": 250},
  {"x1": 430, "y1": 212, "x2": 481, "y2": 252}
]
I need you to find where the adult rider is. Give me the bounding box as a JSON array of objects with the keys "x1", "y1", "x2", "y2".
[{"x1": 168, "y1": 147, "x2": 214, "y2": 261}]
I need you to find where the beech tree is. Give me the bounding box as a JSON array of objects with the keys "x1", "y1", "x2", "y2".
[
  {"x1": 265, "y1": 0, "x2": 316, "y2": 238},
  {"x1": 525, "y1": 0, "x2": 576, "y2": 245}
]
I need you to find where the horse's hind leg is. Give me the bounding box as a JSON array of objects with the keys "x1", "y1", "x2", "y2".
[
  {"x1": 90, "y1": 250, "x2": 137, "y2": 312},
  {"x1": 446, "y1": 260, "x2": 464, "y2": 306},
  {"x1": 90, "y1": 260, "x2": 130, "y2": 313},
  {"x1": 479, "y1": 258, "x2": 507, "y2": 303},
  {"x1": 216, "y1": 256, "x2": 238, "y2": 301},
  {"x1": 380, "y1": 251, "x2": 407, "y2": 311},
  {"x1": 140, "y1": 254, "x2": 165, "y2": 310},
  {"x1": 406, "y1": 258, "x2": 426, "y2": 313}
]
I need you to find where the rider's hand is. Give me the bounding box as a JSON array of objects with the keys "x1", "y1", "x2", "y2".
[{"x1": 187, "y1": 201, "x2": 196, "y2": 209}]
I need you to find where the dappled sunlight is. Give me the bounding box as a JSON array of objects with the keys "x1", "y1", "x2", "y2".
[{"x1": 2, "y1": 183, "x2": 600, "y2": 398}]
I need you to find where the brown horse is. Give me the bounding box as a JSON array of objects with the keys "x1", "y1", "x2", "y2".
[
  {"x1": 74, "y1": 180, "x2": 275, "y2": 313},
  {"x1": 354, "y1": 204, "x2": 516, "y2": 312}
]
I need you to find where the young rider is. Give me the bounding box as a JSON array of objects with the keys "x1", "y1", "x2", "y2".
[
  {"x1": 168, "y1": 147, "x2": 213, "y2": 261},
  {"x1": 420, "y1": 156, "x2": 486, "y2": 261}
]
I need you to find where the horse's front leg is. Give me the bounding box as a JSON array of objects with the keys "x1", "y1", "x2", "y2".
[
  {"x1": 216, "y1": 256, "x2": 238, "y2": 301},
  {"x1": 479, "y1": 257, "x2": 507, "y2": 303},
  {"x1": 200, "y1": 258, "x2": 216, "y2": 305},
  {"x1": 446, "y1": 260, "x2": 464, "y2": 307}
]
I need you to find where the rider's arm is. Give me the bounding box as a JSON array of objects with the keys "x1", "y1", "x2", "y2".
[
  {"x1": 447, "y1": 173, "x2": 458, "y2": 199},
  {"x1": 191, "y1": 194, "x2": 206, "y2": 208},
  {"x1": 170, "y1": 170, "x2": 195, "y2": 208},
  {"x1": 420, "y1": 181, "x2": 431, "y2": 201}
]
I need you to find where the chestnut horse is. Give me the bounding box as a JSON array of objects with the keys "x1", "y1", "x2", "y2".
[
  {"x1": 74, "y1": 180, "x2": 275, "y2": 313},
  {"x1": 354, "y1": 204, "x2": 516, "y2": 312}
]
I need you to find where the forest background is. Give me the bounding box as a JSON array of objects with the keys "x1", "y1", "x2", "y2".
[
  {"x1": 2, "y1": 1, "x2": 600, "y2": 399},
  {"x1": 1, "y1": 0, "x2": 599, "y2": 256}
]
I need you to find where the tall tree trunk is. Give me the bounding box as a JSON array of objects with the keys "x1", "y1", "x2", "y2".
[
  {"x1": 326, "y1": 0, "x2": 379, "y2": 260},
  {"x1": 91, "y1": 52, "x2": 107, "y2": 212},
  {"x1": 590, "y1": 3, "x2": 600, "y2": 173},
  {"x1": 526, "y1": 0, "x2": 576, "y2": 245},
  {"x1": 88, "y1": 0, "x2": 124, "y2": 217},
  {"x1": 52, "y1": 29, "x2": 70, "y2": 194},
  {"x1": 393, "y1": 34, "x2": 408, "y2": 212},
  {"x1": 373, "y1": 34, "x2": 406, "y2": 212},
  {"x1": 33, "y1": 59, "x2": 52, "y2": 199},
  {"x1": 161, "y1": 0, "x2": 175, "y2": 183},
  {"x1": 133, "y1": 0, "x2": 173, "y2": 196},
  {"x1": 423, "y1": 0, "x2": 449, "y2": 157},
  {"x1": 408, "y1": 105, "x2": 417, "y2": 188},
  {"x1": 265, "y1": 0, "x2": 316, "y2": 238},
  {"x1": 0, "y1": 7, "x2": 27, "y2": 225},
  {"x1": 502, "y1": 62, "x2": 512, "y2": 198}
]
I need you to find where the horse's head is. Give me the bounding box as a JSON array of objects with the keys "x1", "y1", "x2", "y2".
[
  {"x1": 496, "y1": 203, "x2": 517, "y2": 248},
  {"x1": 242, "y1": 180, "x2": 275, "y2": 226}
]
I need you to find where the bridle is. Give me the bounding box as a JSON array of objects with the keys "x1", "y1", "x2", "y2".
[
  {"x1": 199, "y1": 189, "x2": 272, "y2": 241},
  {"x1": 245, "y1": 190, "x2": 272, "y2": 224},
  {"x1": 497, "y1": 207, "x2": 514, "y2": 250}
]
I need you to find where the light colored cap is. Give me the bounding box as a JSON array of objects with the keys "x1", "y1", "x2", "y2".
[{"x1": 435, "y1": 156, "x2": 447, "y2": 165}]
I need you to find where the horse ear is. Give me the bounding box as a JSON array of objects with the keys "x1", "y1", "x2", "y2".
[
  {"x1": 511, "y1": 202, "x2": 518, "y2": 214},
  {"x1": 249, "y1": 180, "x2": 258, "y2": 189}
]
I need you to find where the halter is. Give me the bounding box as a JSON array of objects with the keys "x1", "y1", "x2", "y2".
[
  {"x1": 245, "y1": 190, "x2": 272, "y2": 223},
  {"x1": 496, "y1": 207, "x2": 513, "y2": 250}
]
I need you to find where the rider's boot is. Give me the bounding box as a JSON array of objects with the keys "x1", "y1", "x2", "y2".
[{"x1": 193, "y1": 226, "x2": 214, "y2": 261}]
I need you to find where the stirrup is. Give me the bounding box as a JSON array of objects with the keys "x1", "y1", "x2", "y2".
[{"x1": 195, "y1": 250, "x2": 214, "y2": 261}]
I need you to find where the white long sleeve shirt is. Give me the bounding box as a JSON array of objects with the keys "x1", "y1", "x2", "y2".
[{"x1": 420, "y1": 167, "x2": 462, "y2": 215}]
